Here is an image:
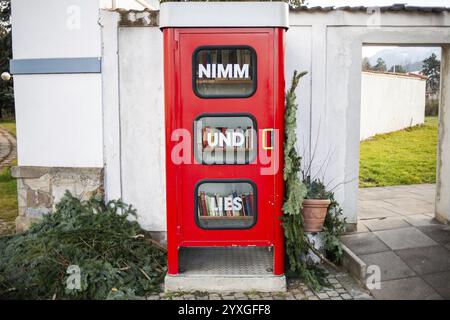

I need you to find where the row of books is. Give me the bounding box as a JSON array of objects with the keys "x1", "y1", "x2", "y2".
[
  {"x1": 198, "y1": 192, "x2": 254, "y2": 217},
  {"x1": 200, "y1": 126, "x2": 254, "y2": 150}
]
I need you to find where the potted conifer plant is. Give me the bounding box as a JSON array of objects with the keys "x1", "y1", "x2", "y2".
[{"x1": 302, "y1": 177, "x2": 331, "y2": 232}]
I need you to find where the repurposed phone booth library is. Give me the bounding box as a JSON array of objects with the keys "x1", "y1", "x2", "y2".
[{"x1": 161, "y1": 2, "x2": 289, "y2": 292}]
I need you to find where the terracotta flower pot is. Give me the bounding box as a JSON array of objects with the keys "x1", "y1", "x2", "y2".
[{"x1": 302, "y1": 199, "x2": 331, "y2": 232}]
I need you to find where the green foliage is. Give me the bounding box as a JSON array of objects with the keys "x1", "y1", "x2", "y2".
[
  {"x1": 425, "y1": 99, "x2": 439, "y2": 117},
  {"x1": 0, "y1": 192, "x2": 167, "y2": 299},
  {"x1": 373, "y1": 57, "x2": 387, "y2": 71},
  {"x1": 283, "y1": 71, "x2": 308, "y2": 217},
  {"x1": 360, "y1": 117, "x2": 438, "y2": 187},
  {"x1": 303, "y1": 176, "x2": 329, "y2": 200},
  {"x1": 282, "y1": 71, "x2": 308, "y2": 277},
  {"x1": 282, "y1": 71, "x2": 346, "y2": 292},
  {"x1": 323, "y1": 195, "x2": 346, "y2": 263},
  {"x1": 422, "y1": 53, "x2": 440, "y2": 95}
]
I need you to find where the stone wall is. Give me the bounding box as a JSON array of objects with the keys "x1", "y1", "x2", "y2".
[
  {"x1": 360, "y1": 71, "x2": 426, "y2": 141},
  {"x1": 11, "y1": 166, "x2": 103, "y2": 232}
]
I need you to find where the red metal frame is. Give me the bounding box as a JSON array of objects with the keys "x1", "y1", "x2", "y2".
[{"x1": 163, "y1": 27, "x2": 286, "y2": 276}]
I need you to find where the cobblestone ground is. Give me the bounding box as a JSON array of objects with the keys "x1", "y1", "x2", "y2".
[{"x1": 147, "y1": 267, "x2": 373, "y2": 300}]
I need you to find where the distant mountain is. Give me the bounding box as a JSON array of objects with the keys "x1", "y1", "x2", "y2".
[
  {"x1": 367, "y1": 47, "x2": 441, "y2": 72},
  {"x1": 403, "y1": 61, "x2": 424, "y2": 73}
]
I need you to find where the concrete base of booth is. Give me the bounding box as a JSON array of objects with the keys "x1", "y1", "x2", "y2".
[
  {"x1": 164, "y1": 274, "x2": 287, "y2": 293},
  {"x1": 165, "y1": 247, "x2": 286, "y2": 292}
]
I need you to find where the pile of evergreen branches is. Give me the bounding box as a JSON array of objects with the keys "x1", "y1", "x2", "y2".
[{"x1": 0, "y1": 192, "x2": 166, "y2": 300}]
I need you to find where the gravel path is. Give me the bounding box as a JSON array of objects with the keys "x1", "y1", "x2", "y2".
[{"x1": 0, "y1": 126, "x2": 16, "y2": 169}]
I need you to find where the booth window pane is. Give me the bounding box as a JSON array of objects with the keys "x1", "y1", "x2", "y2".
[
  {"x1": 196, "y1": 181, "x2": 257, "y2": 229},
  {"x1": 194, "y1": 115, "x2": 257, "y2": 165},
  {"x1": 194, "y1": 47, "x2": 256, "y2": 98}
]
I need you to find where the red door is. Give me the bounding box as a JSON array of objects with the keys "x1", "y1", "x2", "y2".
[{"x1": 173, "y1": 28, "x2": 277, "y2": 246}]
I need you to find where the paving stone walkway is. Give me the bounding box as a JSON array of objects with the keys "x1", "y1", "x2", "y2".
[
  {"x1": 342, "y1": 184, "x2": 450, "y2": 300},
  {"x1": 148, "y1": 266, "x2": 372, "y2": 300}
]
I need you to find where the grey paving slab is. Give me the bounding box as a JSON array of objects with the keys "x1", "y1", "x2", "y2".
[
  {"x1": 359, "y1": 199, "x2": 404, "y2": 210},
  {"x1": 417, "y1": 225, "x2": 450, "y2": 245},
  {"x1": 362, "y1": 217, "x2": 411, "y2": 232},
  {"x1": 340, "y1": 232, "x2": 390, "y2": 255},
  {"x1": 423, "y1": 271, "x2": 450, "y2": 299},
  {"x1": 358, "y1": 188, "x2": 416, "y2": 201},
  {"x1": 406, "y1": 191, "x2": 436, "y2": 204},
  {"x1": 383, "y1": 197, "x2": 435, "y2": 216},
  {"x1": 359, "y1": 251, "x2": 415, "y2": 281},
  {"x1": 370, "y1": 277, "x2": 442, "y2": 300},
  {"x1": 406, "y1": 184, "x2": 435, "y2": 193},
  {"x1": 358, "y1": 206, "x2": 402, "y2": 220},
  {"x1": 374, "y1": 227, "x2": 437, "y2": 250},
  {"x1": 395, "y1": 245, "x2": 450, "y2": 275},
  {"x1": 355, "y1": 222, "x2": 369, "y2": 233},
  {"x1": 404, "y1": 214, "x2": 440, "y2": 227},
  {"x1": 354, "y1": 185, "x2": 450, "y2": 300}
]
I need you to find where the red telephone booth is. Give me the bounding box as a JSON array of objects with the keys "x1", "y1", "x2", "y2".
[{"x1": 161, "y1": 2, "x2": 289, "y2": 291}]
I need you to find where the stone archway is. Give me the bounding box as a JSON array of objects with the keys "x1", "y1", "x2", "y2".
[{"x1": 324, "y1": 27, "x2": 450, "y2": 226}]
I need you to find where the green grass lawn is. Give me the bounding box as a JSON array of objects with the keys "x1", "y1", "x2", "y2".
[
  {"x1": 0, "y1": 120, "x2": 16, "y2": 137},
  {"x1": 0, "y1": 120, "x2": 17, "y2": 228},
  {"x1": 359, "y1": 117, "x2": 438, "y2": 188},
  {"x1": 0, "y1": 167, "x2": 17, "y2": 224}
]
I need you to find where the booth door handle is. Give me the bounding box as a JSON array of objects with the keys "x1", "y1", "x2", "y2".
[{"x1": 262, "y1": 128, "x2": 274, "y2": 150}]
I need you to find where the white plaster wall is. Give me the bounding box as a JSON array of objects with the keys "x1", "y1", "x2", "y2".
[
  {"x1": 118, "y1": 27, "x2": 166, "y2": 231},
  {"x1": 11, "y1": 0, "x2": 101, "y2": 59},
  {"x1": 100, "y1": 11, "x2": 122, "y2": 201},
  {"x1": 436, "y1": 46, "x2": 450, "y2": 223},
  {"x1": 98, "y1": 9, "x2": 450, "y2": 231},
  {"x1": 360, "y1": 72, "x2": 426, "y2": 140},
  {"x1": 285, "y1": 27, "x2": 313, "y2": 169},
  {"x1": 11, "y1": 0, "x2": 104, "y2": 168},
  {"x1": 14, "y1": 74, "x2": 104, "y2": 167}
]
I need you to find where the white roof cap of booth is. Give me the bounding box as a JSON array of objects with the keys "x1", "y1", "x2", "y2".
[{"x1": 159, "y1": 1, "x2": 289, "y2": 29}]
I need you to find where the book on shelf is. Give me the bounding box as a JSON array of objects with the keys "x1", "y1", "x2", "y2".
[
  {"x1": 199, "y1": 192, "x2": 207, "y2": 216},
  {"x1": 232, "y1": 191, "x2": 239, "y2": 216},
  {"x1": 245, "y1": 193, "x2": 254, "y2": 216},
  {"x1": 198, "y1": 191, "x2": 254, "y2": 218},
  {"x1": 240, "y1": 194, "x2": 247, "y2": 216}
]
